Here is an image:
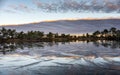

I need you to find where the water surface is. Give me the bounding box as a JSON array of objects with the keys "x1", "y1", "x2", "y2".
[{"x1": 0, "y1": 41, "x2": 120, "y2": 75}]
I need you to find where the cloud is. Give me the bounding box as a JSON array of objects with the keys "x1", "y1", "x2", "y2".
[
  {"x1": 6, "y1": 0, "x2": 120, "y2": 13},
  {"x1": 33, "y1": 0, "x2": 42, "y2": 7},
  {"x1": 2, "y1": 9, "x2": 16, "y2": 13},
  {"x1": 33, "y1": 0, "x2": 120, "y2": 13},
  {"x1": 9, "y1": 5, "x2": 18, "y2": 10},
  {"x1": 19, "y1": 4, "x2": 33, "y2": 12},
  {"x1": 0, "y1": 0, "x2": 5, "y2": 8},
  {"x1": 9, "y1": 4, "x2": 34, "y2": 13}
]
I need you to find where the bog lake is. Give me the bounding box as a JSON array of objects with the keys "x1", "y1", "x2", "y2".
[{"x1": 0, "y1": 41, "x2": 120, "y2": 75}]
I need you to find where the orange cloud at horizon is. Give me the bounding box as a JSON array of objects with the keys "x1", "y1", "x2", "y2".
[{"x1": 0, "y1": 17, "x2": 120, "y2": 26}]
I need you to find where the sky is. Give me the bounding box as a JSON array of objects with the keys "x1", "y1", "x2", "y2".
[{"x1": 0, "y1": 0, "x2": 120, "y2": 25}]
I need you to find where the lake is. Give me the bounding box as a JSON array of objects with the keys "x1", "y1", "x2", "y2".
[{"x1": 0, "y1": 40, "x2": 120, "y2": 75}]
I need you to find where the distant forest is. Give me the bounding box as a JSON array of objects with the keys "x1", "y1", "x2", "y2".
[{"x1": 0, "y1": 27, "x2": 120, "y2": 42}]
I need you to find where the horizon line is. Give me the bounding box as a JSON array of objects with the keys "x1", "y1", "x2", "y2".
[{"x1": 0, "y1": 17, "x2": 120, "y2": 26}]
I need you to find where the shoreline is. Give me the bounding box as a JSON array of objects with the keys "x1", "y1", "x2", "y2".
[{"x1": 0, "y1": 27, "x2": 119, "y2": 43}]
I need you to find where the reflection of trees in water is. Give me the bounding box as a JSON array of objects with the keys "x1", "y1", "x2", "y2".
[
  {"x1": 93, "y1": 40, "x2": 120, "y2": 49},
  {"x1": 0, "y1": 42, "x2": 16, "y2": 55},
  {"x1": 0, "y1": 42, "x2": 45, "y2": 55},
  {"x1": 0, "y1": 42, "x2": 70, "y2": 55},
  {"x1": 0, "y1": 40, "x2": 119, "y2": 55}
]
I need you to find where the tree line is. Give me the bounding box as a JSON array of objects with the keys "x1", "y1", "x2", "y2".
[
  {"x1": 0, "y1": 27, "x2": 119, "y2": 42},
  {"x1": 0, "y1": 27, "x2": 78, "y2": 42},
  {"x1": 91, "y1": 27, "x2": 120, "y2": 40}
]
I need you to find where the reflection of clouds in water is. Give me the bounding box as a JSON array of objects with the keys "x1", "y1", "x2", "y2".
[
  {"x1": 0, "y1": 54, "x2": 120, "y2": 75},
  {"x1": 0, "y1": 41, "x2": 119, "y2": 75},
  {"x1": 0, "y1": 41, "x2": 120, "y2": 57}
]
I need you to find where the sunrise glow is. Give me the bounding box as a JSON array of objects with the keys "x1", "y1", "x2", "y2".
[{"x1": 0, "y1": 0, "x2": 120, "y2": 25}]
